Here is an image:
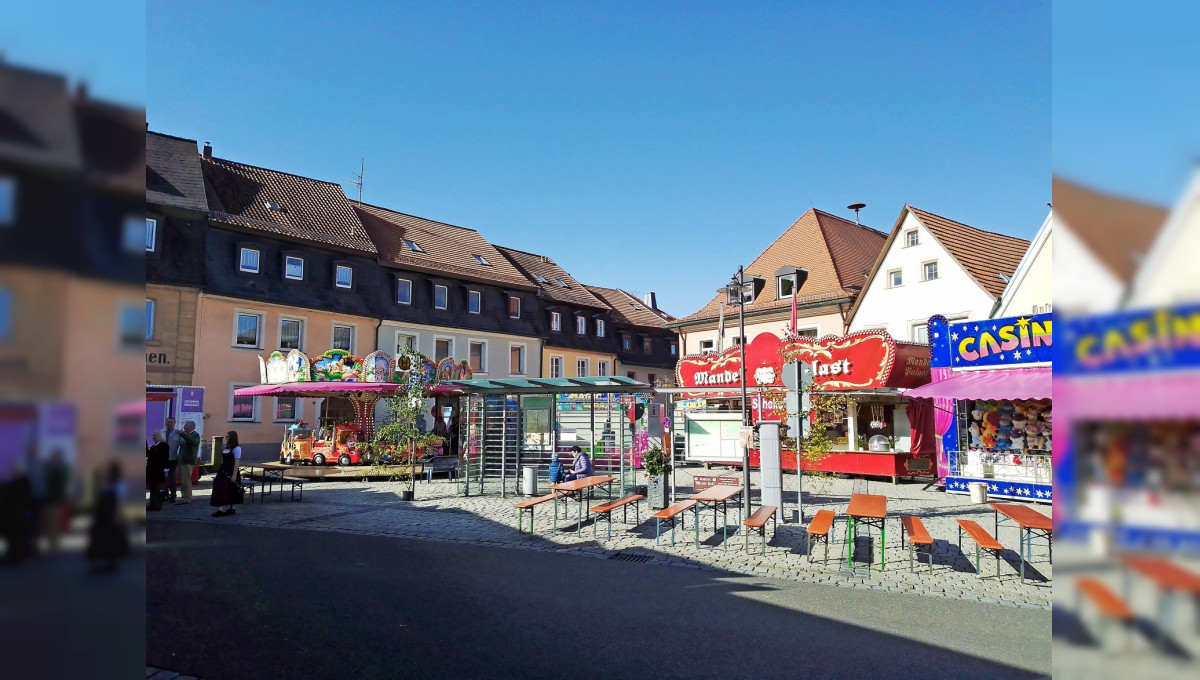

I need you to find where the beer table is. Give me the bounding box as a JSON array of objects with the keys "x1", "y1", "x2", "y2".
[
  {"x1": 1120, "y1": 555, "x2": 1200, "y2": 650},
  {"x1": 990, "y1": 503, "x2": 1052, "y2": 583},
  {"x1": 690, "y1": 484, "x2": 744, "y2": 550},
  {"x1": 550, "y1": 476, "x2": 617, "y2": 535},
  {"x1": 845, "y1": 493, "x2": 888, "y2": 572}
]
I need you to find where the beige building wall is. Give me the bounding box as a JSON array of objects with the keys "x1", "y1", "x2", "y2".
[
  {"x1": 192, "y1": 294, "x2": 378, "y2": 449},
  {"x1": 0, "y1": 266, "x2": 68, "y2": 400},
  {"x1": 542, "y1": 346, "x2": 619, "y2": 380},
  {"x1": 619, "y1": 363, "x2": 674, "y2": 386},
  {"x1": 146, "y1": 283, "x2": 199, "y2": 386}
]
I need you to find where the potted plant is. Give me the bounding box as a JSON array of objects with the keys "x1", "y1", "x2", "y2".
[
  {"x1": 373, "y1": 361, "x2": 440, "y2": 501},
  {"x1": 885, "y1": 434, "x2": 900, "y2": 452},
  {"x1": 642, "y1": 445, "x2": 672, "y2": 510}
]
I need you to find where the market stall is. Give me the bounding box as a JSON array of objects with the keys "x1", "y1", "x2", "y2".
[
  {"x1": 1056, "y1": 302, "x2": 1200, "y2": 553},
  {"x1": 907, "y1": 313, "x2": 1053, "y2": 502}
]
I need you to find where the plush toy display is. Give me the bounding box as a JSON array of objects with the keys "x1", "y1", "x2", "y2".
[{"x1": 968, "y1": 398, "x2": 1051, "y2": 453}]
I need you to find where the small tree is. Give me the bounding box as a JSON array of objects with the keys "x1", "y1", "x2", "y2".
[
  {"x1": 373, "y1": 361, "x2": 440, "y2": 498},
  {"x1": 763, "y1": 384, "x2": 849, "y2": 497}
]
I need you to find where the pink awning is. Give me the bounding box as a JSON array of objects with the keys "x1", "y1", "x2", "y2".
[
  {"x1": 904, "y1": 367, "x2": 1051, "y2": 400},
  {"x1": 234, "y1": 382, "x2": 463, "y2": 398},
  {"x1": 118, "y1": 400, "x2": 146, "y2": 417},
  {"x1": 1057, "y1": 372, "x2": 1200, "y2": 421}
]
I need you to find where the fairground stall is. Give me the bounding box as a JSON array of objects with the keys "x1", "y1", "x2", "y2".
[
  {"x1": 673, "y1": 330, "x2": 937, "y2": 483},
  {"x1": 145, "y1": 385, "x2": 205, "y2": 440},
  {"x1": 906, "y1": 313, "x2": 1053, "y2": 502},
  {"x1": 438, "y1": 376, "x2": 657, "y2": 498},
  {"x1": 1056, "y1": 302, "x2": 1200, "y2": 554}
]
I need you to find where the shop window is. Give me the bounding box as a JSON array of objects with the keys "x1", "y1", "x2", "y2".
[
  {"x1": 239, "y1": 247, "x2": 260, "y2": 273},
  {"x1": 549, "y1": 356, "x2": 564, "y2": 378},
  {"x1": 905, "y1": 230, "x2": 919, "y2": 247},
  {"x1": 332, "y1": 325, "x2": 354, "y2": 352},
  {"x1": 510, "y1": 345, "x2": 526, "y2": 375},
  {"x1": 469, "y1": 341, "x2": 486, "y2": 372},
  {"x1": 434, "y1": 285, "x2": 448, "y2": 309},
  {"x1": 468, "y1": 290, "x2": 481, "y2": 314},
  {"x1": 888, "y1": 269, "x2": 902, "y2": 288},
  {"x1": 285, "y1": 256, "x2": 304, "y2": 280},
  {"x1": 551, "y1": 312, "x2": 561, "y2": 331},
  {"x1": 435, "y1": 337, "x2": 453, "y2": 361},
  {"x1": 576, "y1": 358, "x2": 589, "y2": 377},
  {"x1": 922, "y1": 261, "x2": 939, "y2": 281}
]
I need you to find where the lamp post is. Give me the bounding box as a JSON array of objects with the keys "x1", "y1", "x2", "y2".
[{"x1": 727, "y1": 266, "x2": 752, "y2": 522}]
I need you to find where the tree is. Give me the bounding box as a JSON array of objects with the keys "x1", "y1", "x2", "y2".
[
  {"x1": 372, "y1": 358, "x2": 440, "y2": 499},
  {"x1": 763, "y1": 382, "x2": 849, "y2": 497}
]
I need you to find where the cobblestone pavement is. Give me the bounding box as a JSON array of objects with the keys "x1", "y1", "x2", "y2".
[
  {"x1": 147, "y1": 669, "x2": 200, "y2": 680},
  {"x1": 152, "y1": 467, "x2": 1053, "y2": 609}
]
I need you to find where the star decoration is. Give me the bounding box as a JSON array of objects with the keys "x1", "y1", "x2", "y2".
[
  {"x1": 1006, "y1": 486, "x2": 1014, "y2": 494},
  {"x1": 974, "y1": 325, "x2": 979, "y2": 331},
  {"x1": 989, "y1": 484, "x2": 999, "y2": 492},
  {"x1": 951, "y1": 332, "x2": 959, "y2": 341},
  {"x1": 999, "y1": 354, "x2": 1005, "y2": 360},
  {"x1": 934, "y1": 332, "x2": 940, "y2": 339},
  {"x1": 1035, "y1": 489, "x2": 1045, "y2": 498},
  {"x1": 1016, "y1": 317, "x2": 1031, "y2": 331},
  {"x1": 1021, "y1": 488, "x2": 1031, "y2": 496},
  {"x1": 992, "y1": 324, "x2": 998, "y2": 331},
  {"x1": 1012, "y1": 351, "x2": 1021, "y2": 360},
  {"x1": 955, "y1": 357, "x2": 961, "y2": 363}
]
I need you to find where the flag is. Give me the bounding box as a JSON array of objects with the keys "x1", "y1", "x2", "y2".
[
  {"x1": 790, "y1": 284, "x2": 798, "y2": 336},
  {"x1": 717, "y1": 301, "x2": 725, "y2": 352}
]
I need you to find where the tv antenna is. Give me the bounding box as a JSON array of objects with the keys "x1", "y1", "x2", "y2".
[
  {"x1": 847, "y1": 202, "x2": 866, "y2": 225},
  {"x1": 341, "y1": 158, "x2": 364, "y2": 235}
]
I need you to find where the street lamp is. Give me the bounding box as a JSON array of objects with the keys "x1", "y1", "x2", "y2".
[{"x1": 725, "y1": 266, "x2": 761, "y2": 522}]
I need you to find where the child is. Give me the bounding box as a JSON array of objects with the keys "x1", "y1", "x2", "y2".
[{"x1": 548, "y1": 453, "x2": 566, "y2": 485}]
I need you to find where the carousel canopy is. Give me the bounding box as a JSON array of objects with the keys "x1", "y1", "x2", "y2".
[
  {"x1": 234, "y1": 382, "x2": 464, "y2": 398},
  {"x1": 442, "y1": 376, "x2": 651, "y2": 395}
]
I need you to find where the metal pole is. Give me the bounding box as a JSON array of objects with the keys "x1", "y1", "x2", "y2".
[
  {"x1": 501, "y1": 395, "x2": 508, "y2": 498},
  {"x1": 590, "y1": 392, "x2": 597, "y2": 476},
  {"x1": 737, "y1": 266, "x2": 751, "y2": 521}
]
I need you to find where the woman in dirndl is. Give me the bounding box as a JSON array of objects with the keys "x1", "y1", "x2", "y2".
[{"x1": 211, "y1": 430, "x2": 243, "y2": 517}]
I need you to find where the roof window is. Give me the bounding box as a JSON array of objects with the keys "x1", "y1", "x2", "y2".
[
  {"x1": 555, "y1": 279, "x2": 568, "y2": 288},
  {"x1": 630, "y1": 303, "x2": 641, "y2": 310},
  {"x1": 535, "y1": 274, "x2": 547, "y2": 283},
  {"x1": 264, "y1": 201, "x2": 283, "y2": 212},
  {"x1": 473, "y1": 254, "x2": 491, "y2": 266},
  {"x1": 404, "y1": 240, "x2": 424, "y2": 253}
]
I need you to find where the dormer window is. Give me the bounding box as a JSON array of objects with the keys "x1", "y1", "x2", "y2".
[
  {"x1": 285, "y1": 256, "x2": 304, "y2": 280},
  {"x1": 596, "y1": 319, "x2": 605, "y2": 337},
  {"x1": 404, "y1": 239, "x2": 424, "y2": 253},
  {"x1": 335, "y1": 265, "x2": 353, "y2": 288},
  {"x1": 576, "y1": 315, "x2": 586, "y2": 334},
  {"x1": 777, "y1": 274, "x2": 796, "y2": 299},
  {"x1": 621, "y1": 334, "x2": 631, "y2": 351},
  {"x1": 550, "y1": 312, "x2": 561, "y2": 331},
  {"x1": 239, "y1": 247, "x2": 260, "y2": 273},
  {"x1": 509, "y1": 296, "x2": 521, "y2": 319},
  {"x1": 473, "y1": 254, "x2": 491, "y2": 266},
  {"x1": 265, "y1": 201, "x2": 283, "y2": 212}
]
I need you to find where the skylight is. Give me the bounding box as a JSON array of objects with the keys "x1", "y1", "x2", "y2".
[
  {"x1": 534, "y1": 275, "x2": 548, "y2": 283},
  {"x1": 473, "y1": 254, "x2": 491, "y2": 266},
  {"x1": 264, "y1": 201, "x2": 283, "y2": 212},
  {"x1": 404, "y1": 239, "x2": 424, "y2": 253},
  {"x1": 555, "y1": 279, "x2": 568, "y2": 288},
  {"x1": 630, "y1": 303, "x2": 641, "y2": 310}
]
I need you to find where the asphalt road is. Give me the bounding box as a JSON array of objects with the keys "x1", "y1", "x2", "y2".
[{"x1": 147, "y1": 520, "x2": 1050, "y2": 679}]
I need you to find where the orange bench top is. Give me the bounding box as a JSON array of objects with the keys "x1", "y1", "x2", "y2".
[
  {"x1": 807, "y1": 509, "x2": 835, "y2": 535},
  {"x1": 1121, "y1": 556, "x2": 1200, "y2": 594},
  {"x1": 901, "y1": 515, "x2": 933, "y2": 545},
  {"x1": 591, "y1": 494, "x2": 643, "y2": 514},
  {"x1": 1077, "y1": 577, "x2": 1134, "y2": 620},
  {"x1": 514, "y1": 492, "x2": 563, "y2": 509},
  {"x1": 744, "y1": 505, "x2": 777, "y2": 528},
  {"x1": 691, "y1": 484, "x2": 744, "y2": 502},
  {"x1": 550, "y1": 476, "x2": 617, "y2": 492},
  {"x1": 990, "y1": 503, "x2": 1052, "y2": 531},
  {"x1": 653, "y1": 499, "x2": 697, "y2": 519},
  {"x1": 956, "y1": 519, "x2": 1003, "y2": 551}
]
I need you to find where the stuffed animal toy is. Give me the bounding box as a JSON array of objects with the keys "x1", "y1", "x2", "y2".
[
  {"x1": 1011, "y1": 413, "x2": 1027, "y2": 435},
  {"x1": 970, "y1": 406, "x2": 984, "y2": 423},
  {"x1": 995, "y1": 431, "x2": 1011, "y2": 450},
  {"x1": 999, "y1": 414, "x2": 1013, "y2": 430},
  {"x1": 1011, "y1": 433, "x2": 1025, "y2": 451},
  {"x1": 981, "y1": 431, "x2": 997, "y2": 448},
  {"x1": 999, "y1": 401, "x2": 1015, "y2": 416},
  {"x1": 968, "y1": 422, "x2": 982, "y2": 447},
  {"x1": 1042, "y1": 408, "x2": 1052, "y2": 424}
]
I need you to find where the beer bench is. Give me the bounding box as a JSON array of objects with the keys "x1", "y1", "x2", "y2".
[
  {"x1": 652, "y1": 500, "x2": 696, "y2": 546},
  {"x1": 806, "y1": 509, "x2": 835, "y2": 563},
  {"x1": 514, "y1": 492, "x2": 565, "y2": 534},
  {"x1": 1076, "y1": 577, "x2": 1136, "y2": 650},
  {"x1": 957, "y1": 519, "x2": 1007, "y2": 579},
  {"x1": 590, "y1": 494, "x2": 643, "y2": 540},
  {"x1": 743, "y1": 505, "x2": 777, "y2": 554},
  {"x1": 281, "y1": 476, "x2": 305, "y2": 501},
  {"x1": 900, "y1": 515, "x2": 935, "y2": 573},
  {"x1": 422, "y1": 456, "x2": 459, "y2": 483}
]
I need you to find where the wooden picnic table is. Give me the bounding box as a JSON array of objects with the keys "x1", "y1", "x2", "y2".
[
  {"x1": 550, "y1": 476, "x2": 617, "y2": 535},
  {"x1": 846, "y1": 493, "x2": 888, "y2": 572},
  {"x1": 990, "y1": 503, "x2": 1052, "y2": 583},
  {"x1": 1120, "y1": 555, "x2": 1200, "y2": 649},
  {"x1": 690, "y1": 484, "x2": 743, "y2": 550}
]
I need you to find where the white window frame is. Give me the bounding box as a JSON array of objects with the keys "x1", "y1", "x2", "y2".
[
  {"x1": 887, "y1": 268, "x2": 903, "y2": 288},
  {"x1": 230, "y1": 382, "x2": 259, "y2": 422},
  {"x1": 278, "y1": 315, "x2": 306, "y2": 351},
  {"x1": 331, "y1": 323, "x2": 356, "y2": 353},
  {"x1": 508, "y1": 343, "x2": 527, "y2": 376},
  {"x1": 576, "y1": 358, "x2": 589, "y2": 378},
  {"x1": 550, "y1": 311, "x2": 561, "y2": 331},
  {"x1": 793, "y1": 325, "x2": 820, "y2": 338},
  {"x1": 232, "y1": 308, "x2": 265, "y2": 348},
  {"x1": 911, "y1": 322, "x2": 930, "y2": 344},
  {"x1": 468, "y1": 290, "x2": 481, "y2": 314},
  {"x1": 433, "y1": 335, "x2": 455, "y2": 362},
  {"x1": 698, "y1": 339, "x2": 715, "y2": 354},
  {"x1": 434, "y1": 285, "x2": 448, "y2": 310},
  {"x1": 239, "y1": 247, "x2": 261, "y2": 273},
  {"x1": 777, "y1": 274, "x2": 796, "y2": 299},
  {"x1": 397, "y1": 279, "x2": 413, "y2": 305},
  {"x1": 335, "y1": 265, "x2": 353, "y2": 289},
  {"x1": 597, "y1": 360, "x2": 610, "y2": 377},
  {"x1": 549, "y1": 355, "x2": 564, "y2": 379},
  {"x1": 643, "y1": 337, "x2": 653, "y2": 353},
  {"x1": 468, "y1": 339, "x2": 488, "y2": 374},
  {"x1": 0, "y1": 176, "x2": 16, "y2": 226},
  {"x1": 905, "y1": 230, "x2": 919, "y2": 247},
  {"x1": 576, "y1": 315, "x2": 587, "y2": 335},
  {"x1": 145, "y1": 218, "x2": 157, "y2": 252},
  {"x1": 596, "y1": 319, "x2": 605, "y2": 337},
  {"x1": 145, "y1": 299, "x2": 155, "y2": 340},
  {"x1": 284, "y1": 255, "x2": 305, "y2": 281},
  {"x1": 509, "y1": 296, "x2": 521, "y2": 319},
  {"x1": 622, "y1": 334, "x2": 632, "y2": 351},
  {"x1": 274, "y1": 397, "x2": 302, "y2": 423},
  {"x1": 395, "y1": 331, "x2": 418, "y2": 355},
  {"x1": 922, "y1": 260, "x2": 939, "y2": 282}
]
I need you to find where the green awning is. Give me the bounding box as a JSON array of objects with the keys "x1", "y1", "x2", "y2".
[{"x1": 441, "y1": 376, "x2": 652, "y2": 395}]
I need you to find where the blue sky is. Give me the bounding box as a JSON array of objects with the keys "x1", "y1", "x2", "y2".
[{"x1": 142, "y1": 2, "x2": 1052, "y2": 317}]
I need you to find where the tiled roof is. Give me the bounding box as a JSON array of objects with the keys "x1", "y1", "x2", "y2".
[
  {"x1": 495, "y1": 246, "x2": 609, "y2": 309},
  {"x1": 146, "y1": 131, "x2": 209, "y2": 212},
  {"x1": 74, "y1": 98, "x2": 144, "y2": 195},
  {"x1": 584, "y1": 285, "x2": 675, "y2": 328},
  {"x1": 201, "y1": 155, "x2": 376, "y2": 254},
  {"x1": 678, "y1": 209, "x2": 886, "y2": 323},
  {"x1": 352, "y1": 202, "x2": 533, "y2": 289},
  {"x1": 1052, "y1": 176, "x2": 1167, "y2": 283},
  {"x1": 907, "y1": 206, "x2": 1030, "y2": 299},
  {"x1": 0, "y1": 63, "x2": 81, "y2": 171}
]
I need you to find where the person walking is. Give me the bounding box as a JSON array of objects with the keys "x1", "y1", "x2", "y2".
[
  {"x1": 159, "y1": 417, "x2": 183, "y2": 502},
  {"x1": 211, "y1": 431, "x2": 244, "y2": 517},
  {"x1": 86, "y1": 462, "x2": 129, "y2": 573},
  {"x1": 146, "y1": 434, "x2": 169, "y2": 511},
  {"x1": 41, "y1": 450, "x2": 70, "y2": 552},
  {"x1": 174, "y1": 421, "x2": 201, "y2": 504}
]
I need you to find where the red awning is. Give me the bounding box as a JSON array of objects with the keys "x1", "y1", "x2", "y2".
[{"x1": 904, "y1": 367, "x2": 1051, "y2": 400}]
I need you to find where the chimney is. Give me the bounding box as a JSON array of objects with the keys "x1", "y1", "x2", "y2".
[
  {"x1": 73, "y1": 80, "x2": 88, "y2": 101},
  {"x1": 202, "y1": 142, "x2": 212, "y2": 158},
  {"x1": 643, "y1": 292, "x2": 657, "y2": 309}
]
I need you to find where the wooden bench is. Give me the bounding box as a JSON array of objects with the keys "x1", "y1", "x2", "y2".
[
  {"x1": 422, "y1": 456, "x2": 459, "y2": 483},
  {"x1": 652, "y1": 500, "x2": 697, "y2": 546},
  {"x1": 692, "y1": 474, "x2": 740, "y2": 492},
  {"x1": 281, "y1": 476, "x2": 306, "y2": 501},
  {"x1": 590, "y1": 494, "x2": 644, "y2": 540},
  {"x1": 239, "y1": 477, "x2": 257, "y2": 504},
  {"x1": 900, "y1": 515, "x2": 935, "y2": 573},
  {"x1": 806, "y1": 509, "x2": 836, "y2": 563},
  {"x1": 743, "y1": 505, "x2": 778, "y2": 554},
  {"x1": 514, "y1": 492, "x2": 565, "y2": 534},
  {"x1": 1076, "y1": 577, "x2": 1136, "y2": 649},
  {"x1": 957, "y1": 519, "x2": 1006, "y2": 579}
]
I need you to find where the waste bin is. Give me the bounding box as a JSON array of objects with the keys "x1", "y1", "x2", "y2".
[
  {"x1": 968, "y1": 481, "x2": 989, "y2": 504},
  {"x1": 522, "y1": 465, "x2": 538, "y2": 496}
]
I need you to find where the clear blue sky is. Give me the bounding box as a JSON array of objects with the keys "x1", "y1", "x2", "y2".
[{"x1": 143, "y1": 2, "x2": 1051, "y2": 317}]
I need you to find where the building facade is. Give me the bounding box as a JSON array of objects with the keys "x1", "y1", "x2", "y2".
[
  {"x1": 585, "y1": 286, "x2": 678, "y2": 385},
  {"x1": 995, "y1": 210, "x2": 1053, "y2": 318}
]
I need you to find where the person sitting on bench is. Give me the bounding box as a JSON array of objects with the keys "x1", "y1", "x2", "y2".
[
  {"x1": 548, "y1": 452, "x2": 567, "y2": 485},
  {"x1": 564, "y1": 446, "x2": 592, "y2": 481}
]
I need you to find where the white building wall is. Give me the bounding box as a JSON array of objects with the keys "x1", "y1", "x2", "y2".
[
  {"x1": 1054, "y1": 220, "x2": 1125, "y2": 315},
  {"x1": 849, "y1": 211, "x2": 997, "y2": 340},
  {"x1": 1129, "y1": 172, "x2": 1200, "y2": 308},
  {"x1": 996, "y1": 213, "x2": 1053, "y2": 317},
  {"x1": 680, "y1": 310, "x2": 845, "y2": 356}
]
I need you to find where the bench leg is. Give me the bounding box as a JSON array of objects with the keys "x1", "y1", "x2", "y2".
[
  {"x1": 655, "y1": 518, "x2": 661, "y2": 545},
  {"x1": 976, "y1": 544, "x2": 981, "y2": 577},
  {"x1": 518, "y1": 509, "x2": 524, "y2": 533},
  {"x1": 909, "y1": 542, "x2": 914, "y2": 573}
]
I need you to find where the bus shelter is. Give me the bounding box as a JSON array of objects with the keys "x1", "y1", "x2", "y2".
[{"x1": 440, "y1": 376, "x2": 657, "y2": 498}]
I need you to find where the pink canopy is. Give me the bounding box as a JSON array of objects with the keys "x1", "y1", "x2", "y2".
[
  {"x1": 904, "y1": 367, "x2": 1051, "y2": 400},
  {"x1": 1057, "y1": 372, "x2": 1200, "y2": 421},
  {"x1": 234, "y1": 382, "x2": 463, "y2": 398}
]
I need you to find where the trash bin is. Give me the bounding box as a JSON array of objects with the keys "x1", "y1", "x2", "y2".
[
  {"x1": 968, "y1": 481, "x2": 989, "y2": 504},
  {"x1": 522, "y1": 465, "x2": 538, "y2": 496}
]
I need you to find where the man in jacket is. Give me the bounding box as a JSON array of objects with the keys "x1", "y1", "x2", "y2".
[
  {"x1": 174, "y1": 421, "x2": 201, "y2": 504},
  {"x1": 159, "y1": 417, "x2": 183, "y2": 502}
]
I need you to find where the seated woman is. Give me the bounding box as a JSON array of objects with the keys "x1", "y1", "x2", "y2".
[{"x1": 564, "y1": 446, "x2": 593, "y2": 481}]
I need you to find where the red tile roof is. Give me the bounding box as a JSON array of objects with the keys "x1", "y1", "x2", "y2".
[
  {"x1": 495, "y1": 246, "x2": 609, "y2": 309},
  {"x1": 584, "y1": 285, "x2": 675, "y2": 328},
  {"x1": 201, "y1": 156, "x2": 376, "y2": 255},
  {"x1": 1052, "y1": 176, "x2": 1168, "y2": 283},
  {"x1": 352, "y1": 202, "x2": 533, "y2": 289},
  {"x1": 678, "y1": 209, "x2": 887, "y2": 323},
  {"x1": 907, "y1": 206, "x2": 1030, "y2": 298}
]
